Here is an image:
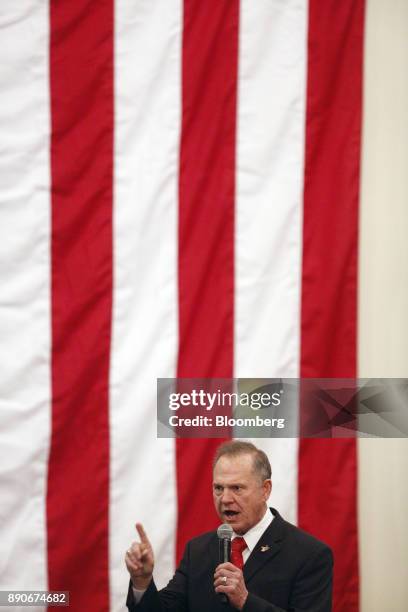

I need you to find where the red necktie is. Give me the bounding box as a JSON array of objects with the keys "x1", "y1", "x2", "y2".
[{"x1": 231, "y1": 537, "x2": 247, "y2": 570}]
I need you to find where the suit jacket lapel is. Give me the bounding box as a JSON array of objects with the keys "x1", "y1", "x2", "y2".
[{"x1": 243, "y1": 508, "x2": 286, "y2": 583}]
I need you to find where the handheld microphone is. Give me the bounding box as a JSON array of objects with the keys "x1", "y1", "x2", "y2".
[{"x1": 217, "y1": 524, "x2": 233, "y2": 604}]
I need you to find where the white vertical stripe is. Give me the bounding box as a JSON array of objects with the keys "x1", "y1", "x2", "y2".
[
  {"x1": 359, "y1": 0, "x2": 408, "y2": 378},
  {"x1": 359, "y1": 0, "x2": 408, "y2": 610},
  {"x1": 235, "y1": 0, "x2": 308, "y2": 524},
  {"x1": 0, "y1": 0, "x2": 50, "y2": 603},
  {"x1": 111, "y1": 1, "x2": 181, "y2": 609},
  {"x1": 253, "y1": 439, "x2": 299, "y2": 525}
]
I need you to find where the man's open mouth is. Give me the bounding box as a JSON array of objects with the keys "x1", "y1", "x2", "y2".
[{"x1": 223, "y1": 510, "x2": 239, "y2": 519}]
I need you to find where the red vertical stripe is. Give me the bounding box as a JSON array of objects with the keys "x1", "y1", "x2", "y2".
[
  {"x1": 300, "y1": 1, "x2": 365, "y2": 611},
  {"x1": 176, "y1": 0, "x2": 239, "y2": 562},
  {"x1": 47, "y1": 2, "x2": 113, "y2": 610}
]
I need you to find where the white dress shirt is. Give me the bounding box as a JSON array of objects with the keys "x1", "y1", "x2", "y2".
[{"x1": 233, "y1": 506, "x2": 273, "y2": 563}]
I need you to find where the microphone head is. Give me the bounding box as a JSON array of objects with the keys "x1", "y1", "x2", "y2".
[{"x1": 217, "y1": 523, "x2": 233, "y2": 541}]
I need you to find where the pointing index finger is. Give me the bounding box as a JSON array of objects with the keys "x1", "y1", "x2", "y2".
[{"x1": 136, "y1": 522, "x2": 151, "y2": 546}]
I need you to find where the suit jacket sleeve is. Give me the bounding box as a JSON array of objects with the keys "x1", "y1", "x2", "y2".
[
  {"x1": 243, "y1": 545, "x2": 333, "y2": 612},
  {"x1": 126, "y1": 542, "x2": 190, "y2": 612}
]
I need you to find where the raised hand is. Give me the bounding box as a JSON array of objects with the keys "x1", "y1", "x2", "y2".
[{"x1": 125, "y1": 523, "x2": 155, "y2": 590}]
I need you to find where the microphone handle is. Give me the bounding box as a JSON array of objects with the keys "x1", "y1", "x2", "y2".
[
  {"x1": 218, "y1": 539, "x2": 231, "y2": 605},
  {"x1": 223, "y1": 538, "x2": 231, "y2": 563}
]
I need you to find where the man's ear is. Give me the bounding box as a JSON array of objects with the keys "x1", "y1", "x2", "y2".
[{"x1": 263, "y1": 479, "x2": 272, "y2": 500}]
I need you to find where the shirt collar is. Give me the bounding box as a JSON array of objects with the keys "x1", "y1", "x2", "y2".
[{"x1": 232, "y1": 507, "x2": 273, "y2": 553}]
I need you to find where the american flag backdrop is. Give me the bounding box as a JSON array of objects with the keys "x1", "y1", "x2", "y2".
[{"x1": 0, "y1": 1, "x2": 407, "y2": 612}]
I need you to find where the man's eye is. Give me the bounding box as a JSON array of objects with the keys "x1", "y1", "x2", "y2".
[
  {"x1": 214, "y1": 485, "x2": 223, "y2": 494},
  {"x1": 232, "y1": 486, "x2": 241, "y2": 492}
]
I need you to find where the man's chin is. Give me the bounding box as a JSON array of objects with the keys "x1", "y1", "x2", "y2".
[{"x1": 223, "y1": 517, "x2": 247, "y2": 534}]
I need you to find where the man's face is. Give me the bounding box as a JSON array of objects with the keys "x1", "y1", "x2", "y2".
[{"x1": 212, "y1": 453, "x2": 272, "y2": 535}]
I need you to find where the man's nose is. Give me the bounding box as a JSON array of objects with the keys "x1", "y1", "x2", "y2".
[{"x1": 221, "y1": 488, "x2": 234, "y2": 504}]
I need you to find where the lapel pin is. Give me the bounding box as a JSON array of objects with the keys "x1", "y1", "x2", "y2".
[{"x1": 260, "y1": 545, "x2": 270, "y2": 552}]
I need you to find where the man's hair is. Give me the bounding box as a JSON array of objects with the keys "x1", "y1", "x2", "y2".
[{"x1": 213, "y1": 441, "x2": 272, "y2": 482}]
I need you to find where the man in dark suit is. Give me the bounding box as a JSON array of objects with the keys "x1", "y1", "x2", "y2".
[{"x1": 125, "y1": 441, "x2": 333, "y2": 611}]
